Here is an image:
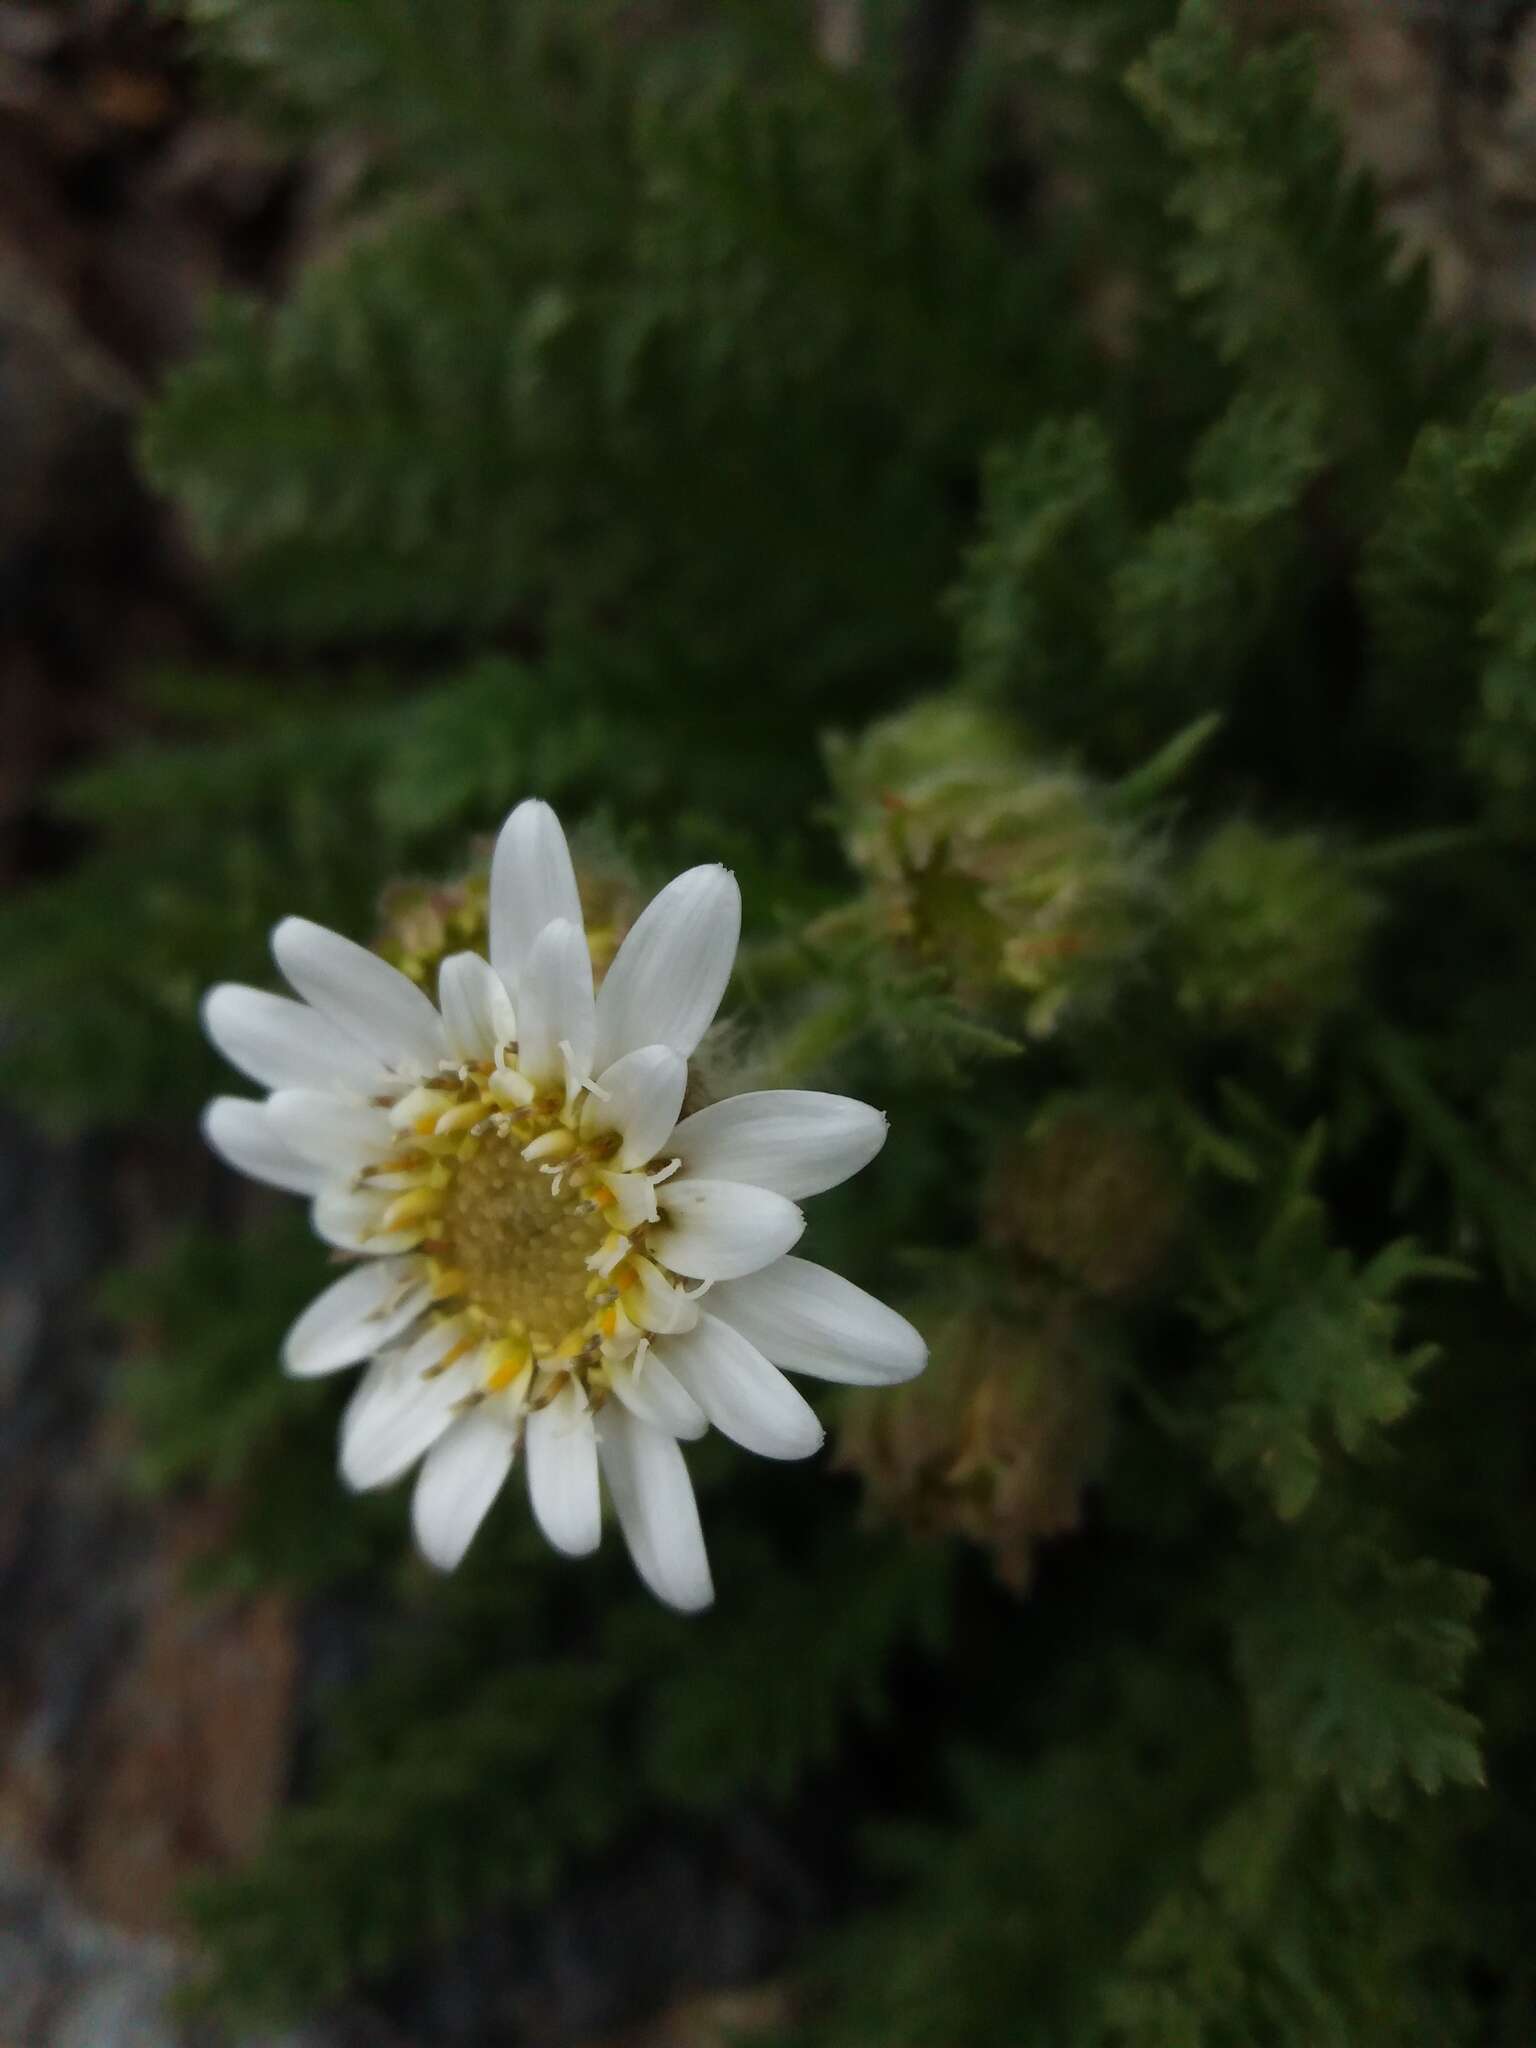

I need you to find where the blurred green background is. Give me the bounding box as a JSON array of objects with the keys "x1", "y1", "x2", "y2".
[{"x1": 3, "y1": 2, "x2": 1536, "y2": 2043}]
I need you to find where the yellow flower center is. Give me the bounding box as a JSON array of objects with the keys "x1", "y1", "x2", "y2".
[
  {"x1": 439, "y1": 1136, "x2": 607, "y2": 1348},
  {"x1": 363, "y1": 1047, "x2": 684, "y2": 1411}
]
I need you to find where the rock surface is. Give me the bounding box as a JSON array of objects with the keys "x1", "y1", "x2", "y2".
[
  {"x1": 0, "y1": 1844, "x2": 342, "y2": 2048},
  {"x1": 1252, "y1": 0, "x2": 1536, "y2": 383}
]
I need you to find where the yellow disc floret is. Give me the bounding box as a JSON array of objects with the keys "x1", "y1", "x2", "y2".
[
  {"x1": 359, "y1": 1043, "x2": 687, "y2": 1417},
  {"x1": 440, "y1": 1139, "x2": 608, "y2": 1344}
]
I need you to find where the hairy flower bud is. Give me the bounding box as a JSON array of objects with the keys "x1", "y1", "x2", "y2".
[
  {"x1": 1171, "y1": 822, "x2": 1379, "y2": 1067},
  {"x1": 376, "y1": 870, "x2": 491, "y2": 988},
  {"x1": 376, "y1": 844, "x2": 643, "y2": 992},
  {"x1": 829, "y1": 697, "x2": 1162, "y2": 1036}
]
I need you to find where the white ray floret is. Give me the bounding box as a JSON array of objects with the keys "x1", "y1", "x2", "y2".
[{"x1": 201, "y1": 797, "x2": 926, "y2": 1612}]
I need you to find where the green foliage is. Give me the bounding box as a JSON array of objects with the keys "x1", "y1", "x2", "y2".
[
  {"x1": 105, "y1": 1219, "x2": 398, "y2": 1591},
  {"x1": 1127, "y1": 0, "x2": 1476, "y2": 485},
  {"x1": 1106, "y1": 389, "x2": 1329, "y2": 730},
  {"x1": 955, "y1": 416, "x2": 1132, "y2": 727},
  {"x1": 1209, "y1": 1231, "x2": 1442, "y2": 1522},
  {"x1": 1182, "y1": 1106, "x2": 1459, "y2": 1520},
  {"x1": 1235, "y1": 1533, "x2": 1486, "y2": 1813},
  {"x1": 184, "y1": 1481, "x2": 953, "y2": 2015},
  {"x1": 1100, "y1": 1791, "x2": 1473, "y2": 2047},
  {"x1": 636, "y1": 1531, "x2": 953, "y2": 1809},
  {"x1": 1364, "y1": 390, "x2": 1536, "y2": 807},
  {"x1": 0, "y1": 658, "x2": 650, "y2": 1131},
  {"x1": 791, "y1": 1668, "x2": 1241, "y2": 2048},
  {"x1": 106, "y1": 1221, "x2": 317, "y2": 1491},
  {"x1": 956, "y1": 389, "x2": 1334, "y2": 768},
  {"x1": 6, "y1": 0, "x2": 1531, "y2": 2039},
  {"x1": 149, "y1": 0, "x2": 1050, "y2": 685}
]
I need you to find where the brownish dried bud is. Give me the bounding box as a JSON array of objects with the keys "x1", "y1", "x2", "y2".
[
  {"x1": 985, "y1": 1100, "x2": 1184, "y2": 1300},
  {"x1": 836, "y1": 1287, "x2": 1110, "y2": 1593}
]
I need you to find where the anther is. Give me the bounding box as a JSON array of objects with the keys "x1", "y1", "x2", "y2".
[
  {"x1": 489, "y1": 1068, "x2": 536, "y2": 1110},
  {"x1": 523, "y1": 1128, "x2": 577, "y2": 1165},
  {"x1": 382, "y1": 1185, "x2": 440, "y2": 1232}
]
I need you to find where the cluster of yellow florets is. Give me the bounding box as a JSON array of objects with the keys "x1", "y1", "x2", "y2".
[{"x1": 361, "y1": 1057, "x2": 679, "y2": 1416}]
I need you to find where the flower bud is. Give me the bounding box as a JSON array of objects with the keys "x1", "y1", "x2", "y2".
[
  {"x1": 829, "y1": 697, "x2": 1162, "y2": 1036},
  {"x1": 984, "y1": 1099, "x2": 1183, "y2": 1300},
  {"x1": 1171, "y1": 822, "x2": 1378, "y2": 1067},
  {"x1": 375, "y1": 870, "x2": 490, "y2": 987},
  {"x1": 374, "y1": 844, "x2": 642, "y2": 989},
  {"x1": 836, "y1": 1285, "x2": 1110, "y2": 1592}
]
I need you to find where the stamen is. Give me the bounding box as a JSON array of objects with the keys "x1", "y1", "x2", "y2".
[
  {"x1": 426, "y1": 1332, "x2": 478, "y2": 1375},
  {"x1": 391, "y1": 1084, "x2": 444, "y2": 1130},
  {"x1": 360, "y1": 1150, "x2": 428, "y2": 1180},
  {"x1": 523, "y1": 1128, "x2": 576, "y2": 1165},
  {"x1": 369, "y1": 1286, "x2": 421, "y2": 1324},
  {"x1": 489, "y1": 1067, "x2": 536, "y2": 1110},
  {"x1": 590, "y1": 1233, "x2": 632, "y2": 1277},
  {"x1": 382, "y1": 1185, "x2": 440, "y2": 1233},
  {"x1": 372, "y1": 1032, "x2": 683, "y2": 1431},
  {"x1": 484, "y1": 1345, "x2": 530, "y2": 1394}
]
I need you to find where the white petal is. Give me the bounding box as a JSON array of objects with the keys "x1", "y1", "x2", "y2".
[
  {"x1": 651, "y1": 1178, "x2": 803, "y2": 1281},
  {"x1": 596, "y1": 1404, "x2": 713, "y2": 1613},
  {"x1": 660, "y1": 1314, "x2": 824, "y2": 1460},
  {"x1": 670, "y1": 1091, "x2": 887, "y2": 1200},
  {"x1": 203, "y1": 984, "x2": 390, "y2": 1095},
  {"x1": 489, "y1": 799, "x2": 582, "y2": 994},
  {"x1": 516, "y1": 918, "x2": 594, "y2": 1088},
  {"x1": 272, "y1": 916, "x2": 445, "y2": 1072},
  {"x1": 282, "y1": 1257, "x2": 431, "y2": 1378},
  {"x1": 709, "y1": 1256, "x2": 927, "y2": 1386},
  {"x1": 525, "y1": 1385, "x2": 601, "y2": 1556},
  {"x1": 412, "y1": 1406, "x2": 518, "y2": 1570},
  {"x1": 591, "y1": 865, "x2": 740, "y2": 1072},
  {"x1": 202, "y1": 1097, "x2": 324, "y2": 1196},
  {"x1": 265, "y1": 1089, "x2": 397, "y2": 1172},
  {"x1": 338, "y1": 1327, "x2": 482, "y2": 1491},
  {"x1": 608, "y1": 1350, "x2": 708, "y2": 1439},
  {"x1": 313, "y1": 1184, "x2": 424, "y2": 1255},
  {"x1": 584, "y1": 1044, "x2": 688, "y2": 1169},
  {"x1": 622, "y1": 1255, "x2": 702, "y2": 1336},
  {"x1": 597, "y1": 1169, "x2": 659, "y2": 1232},
  {"x1": 438, "y1": 951, "x2": 516, "y2": 1064}
]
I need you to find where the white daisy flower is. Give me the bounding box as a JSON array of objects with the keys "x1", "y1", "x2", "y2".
[{"x1": 201, "y1": 799, "x2": 926, "y2": 1611}]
